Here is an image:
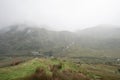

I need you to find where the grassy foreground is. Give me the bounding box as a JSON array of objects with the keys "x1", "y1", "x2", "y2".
[{"x1": 0, "y1": 58, "x2": 120, "y2": 80}]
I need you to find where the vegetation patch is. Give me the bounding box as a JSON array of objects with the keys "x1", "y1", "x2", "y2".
[{"x1": 0, "y1": 58, "x2": 120, "y2": 80}]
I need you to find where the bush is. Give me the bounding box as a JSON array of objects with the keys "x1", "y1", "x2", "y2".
[{"x1": 22, "y1": 64, "x2": 90, "y2": 80}]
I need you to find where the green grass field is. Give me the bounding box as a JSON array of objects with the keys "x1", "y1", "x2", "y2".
[{"x1": 0, "y1": 58, "x2": 120, "y2": 80}]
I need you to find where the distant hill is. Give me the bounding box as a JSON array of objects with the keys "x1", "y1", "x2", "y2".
[{"x1": 0, "y1": 24, "x2": 120, "y2": 58}]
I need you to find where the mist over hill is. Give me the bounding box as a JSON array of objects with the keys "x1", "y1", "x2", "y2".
[{"x1": 0, "y1": 24, "x2": 120, "y2": 58}]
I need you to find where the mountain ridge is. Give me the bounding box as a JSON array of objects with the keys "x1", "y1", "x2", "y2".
[{"x1": 0, "y1": 24, "x2": 120, "y2": 58}]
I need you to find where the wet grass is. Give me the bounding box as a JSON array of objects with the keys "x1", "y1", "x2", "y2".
[{"x1": 0, "y1": 58, "x2": 120, "y2": 80}]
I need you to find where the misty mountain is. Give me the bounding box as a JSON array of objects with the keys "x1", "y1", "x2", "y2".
[
  {"x1": 73, "y1": 26, "x2": 120, "y2": 57},
  {"x1": 0, "y1": 24, "x2": 120, "y2": 58}
]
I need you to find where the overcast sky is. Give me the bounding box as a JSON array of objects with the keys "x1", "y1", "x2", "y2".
[{"x1": 0, "y1": 0, "x2": 120, "y2": 31}]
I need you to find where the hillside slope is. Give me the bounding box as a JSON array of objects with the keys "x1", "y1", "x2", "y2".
[
  {"x1": 0, "y1": 24, "x2": 120, "y2": 57},
  {"x1": 0, "y1": 58, "x2": 120, "y2": 80}
]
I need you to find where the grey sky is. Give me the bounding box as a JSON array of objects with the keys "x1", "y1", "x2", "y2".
[{"x1": 0, "y1": 0, "x2": 120, "y2": 31}]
